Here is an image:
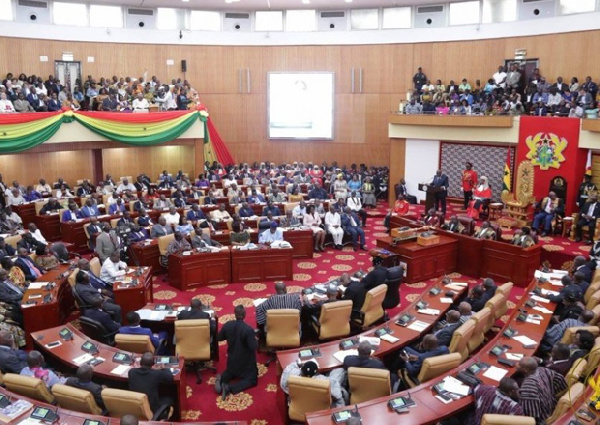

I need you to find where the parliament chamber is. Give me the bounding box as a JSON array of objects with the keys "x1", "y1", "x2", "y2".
[{"x1": 2, "y1": 0, "x2": 600, "y2": 424}]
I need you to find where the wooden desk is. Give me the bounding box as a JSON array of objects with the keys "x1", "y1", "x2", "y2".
[
  {"x1": 21, "y1": 264, "x2": 75, "y2": 349},
  {"x1": 231, "y1": 245, "x2": 293, "y2": 283},
  {"x1": 437, "y1": 228, "x2": 484, "y2": 278},
  {"x1": 282, "y1": 228, "x2": 314, "y2": 259},
  {"x1": 113, "y1": 266, "x2": 153, "y2": 315},
  {"x1": 168, "y1": 247, "x2": 232, "y2": 290},
  {"x1": 376, "y1": 235, "x2": 458, "y2": 283},
  {"x1": 31, "y1": 324, "x2": 186, "y2": 420},
  {"x1": 481, "y1": 240, "x2": 541, "y2": 288},
  {"x1": 129, "y1": 239, "x2": 161, "y2": 273},
  {"x1": 12, "y1": 202, "x2": 37, "y2": 227},
  {"x1": 35, "y1": 212, "x2": 62, "y2": 242},
  {"x1": 305, "y1": 276, "x2": 556, "y2": 425},
  {"x1": 61, "y1": 215, "x2": 114, "y2": 253}
]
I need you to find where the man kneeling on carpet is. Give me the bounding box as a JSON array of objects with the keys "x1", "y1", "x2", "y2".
[{"x1": 215, "y1": 305, "x2": 258, "y2": 400}]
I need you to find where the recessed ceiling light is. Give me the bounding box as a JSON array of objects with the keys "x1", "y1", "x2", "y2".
[
  {"x1": 302, "y1": 0, "x2": 310, "y2": 3},
  {"x1": 344, "y1": 0, "x2": 353, "y2": 2},
  {"x1": 182, "y1": 0, "x2": 189, "y2": 2}
]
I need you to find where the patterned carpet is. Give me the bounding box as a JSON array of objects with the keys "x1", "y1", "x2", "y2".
[{"x1": 145, "y1": 199, "x2": 585, "y2": 423}]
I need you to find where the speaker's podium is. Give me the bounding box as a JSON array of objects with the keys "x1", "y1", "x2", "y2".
[{"x1": 418, "y1": 183, "x2": 443, "y2": 212}]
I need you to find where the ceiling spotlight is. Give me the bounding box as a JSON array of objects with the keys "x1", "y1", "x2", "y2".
[
  {"x1": 302, "y1": 0, "x2": 310, "y2": 3},
  {"x1": 344, "y1": 0, "x2": 353, "y2": 2},
  {"x1": 182, "y1": 0, "x2": 189, "y2": 2}
]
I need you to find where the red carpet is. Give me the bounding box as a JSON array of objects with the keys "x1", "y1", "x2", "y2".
[{"x1": 143, "y1": 200, "x2": 539, "y2": 424}]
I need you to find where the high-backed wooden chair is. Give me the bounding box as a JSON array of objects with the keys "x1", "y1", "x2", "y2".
[
  {"x1": 468, "y1": 307, "x2": 492, "y2": 352},
  {"x1": 3, "y1": 373, "x2": 54, "y2": 403},
  {"x1": 546, "y1": 382, "x2": 584, "y2": 424},
  {"x1": 347, "y1": 367, "x2": 390, "y2": 404},
  {"x1": 449, "y1": 319, "x2": 475, "y2": 361},
  {"x1": 401, "y1": 352, "x2": 462, "y2": 387},
  {"x1": 481, "y1": 414, "x2": 535, "y2": 425},
  {"x1": 266, "y1": 309, "x2": 301, "y2": 366},
  {"x1": 102, "y1": 388, "x2": 173, "y2": 421},
  {"x1": 351, "y1": 284, "x2": 387, "y2": 330},
  {"x1": 287, "y1": 375, "x2": 331, "y2": 423},
  {"x1": 52, "y1": 384, "x2": 103, "y2": 415},
  {"x1": 501, "y1": 160, "x2": 535, "y2": 227},
  {"x1": 115, "y1": 334, "x2": 155, "y2": 354},
  {"x1": 310, "y1": 300, "x2": 352, "y2": 340}
]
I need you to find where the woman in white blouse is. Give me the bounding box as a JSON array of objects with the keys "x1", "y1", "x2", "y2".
[
  {"x1": 303, "y1": 204, "x2": 325, "y2": 252},
  {"x1": 0, "y1": 93, "x2": 16, "y2": 113}
]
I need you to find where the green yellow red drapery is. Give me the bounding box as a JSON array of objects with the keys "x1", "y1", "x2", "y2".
[{"x1": 0, "y1": 109, "x2": 235, "y2": 165}]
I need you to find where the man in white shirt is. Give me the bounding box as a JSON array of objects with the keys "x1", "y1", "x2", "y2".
[
  {"x1": 6, "y1": 188, "x2": 25, "y2": 206},
  {"x1": 292, "y1": 201, "x2": 307, "y2": 218},
  {"x1": 132, "y1": 93, "x2": 149, "y2": 113},
  {"x1": 5, "y1": 207, "x2": 23, "y2": 228},
  {"x1": 259, "y1": 222, "x2": 284, "y2": 244},
  {"x1": 116, "y1": 179, "x2": 136, "y2": 194},
  {"x1": 35, "y1": 179, "x2": 52, "y2": 195},
  {"x1": 99, "y1": 252, "x2": 128, "y2": 284},
  {"x1": 325, "y1": 205, "x2": 344, "y2": 249},
  {"x1": 210, "y1": 204, "x2": 232, "y2": 222},
  {"x1": 493, "y1": 65, "x2": 507, "y2": 89},
  {"x1": 153, "y1": 195, "x2": 172, "y2": 210},
  {"x1": 222, "y1": 175, "x2": 236, "y2": 190},
  {"x1": 28, "y1": 223, "x2": 47, "y2": 245},
  {"x1": 163, "y1": 207, "x2": 181, "y2": 227}
]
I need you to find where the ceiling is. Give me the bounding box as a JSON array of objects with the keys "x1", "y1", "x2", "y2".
[{"x1": 57, "y1": 0, "x2": 461, "y2": 11}]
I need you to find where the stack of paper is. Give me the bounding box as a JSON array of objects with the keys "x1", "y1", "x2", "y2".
[
  {"x1": 380, "y1": 334, "x2": 400, "y2": 343},
  {"x1": 440, "y1": 298, "x2": 453, "y2": 304},
  {"x1": 483, "y1": 366, "x2": 508, "y2": 381},
  {"x1": 110, "y1": 365, "x2": 131, "y2": 375},
  {"x1": 540, "y1": 288, "x2": 560, "y2": 296},
  {"x1": 418, "y1": 308, "x2": 441, "y2": 316},
  {"x1": 27, "y1": 282, "x2": 49, "y2": 290},
  {"x1": 513, "y1": 335, "x2": 537, "y2": 347},
  {"x1": 506, "y1": 353, "x2": 524, "y2": 361},
  {"x1": 533, "y1": 306, "x2": 552, "y2": 314},
  {"x1": 530, "y1": 295, "x2": 550, "y2": 304},
  {"x1": 333, "y1": 349, "x2": 358, "y2": 363},
  {"x1": 445, "y1": 283, "x2": 466, "y2": 292},
  {"x1": 253, "y1": 298, "x2": 268, "y2": 307},
  {"x1": 359, "y1": 336, "x2": 380, "y2": 349},
  {"x1": 407, "y1": 320, "x2": 429, "y2": 332},
  {"x1": 73, "y1": 353, "x2": 94, "y2": 365},
  {"x1": 441, "y1": 376, "x2": 470, "y2": 396},
  {"x1": 525, "y1": 317, "x2": 541, "y2": 325}
]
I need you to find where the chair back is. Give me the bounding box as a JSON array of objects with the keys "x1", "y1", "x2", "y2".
[
  {"x1": 89, "y1": 257, "x2": 101, "y2": 277},
  {"x1": 71, "y1": 284, "x2": 91, "y2": 311},
  {"x1": 52, "y1": 384, "x2": 103, "y2": 415},
  {"x1": 110, "y1": 218, "x2": 120, "y2": 228},
  {"x1": 175, "y1": 319, "x2": 211, "y2": 361},
  {"x1": 4, "y1": 234, "x2": 22, "y2": 249},
  {"x1": 34, "y1": 200, "x2": 49, "y2": 215},
  {"x1": 382, "y1": 266, "x2": 403, "y2": 309},
  {"x1": 585, "y1": 282, "x2": 600, "y2": 304},
  {"x1": 287, "y1": 375, "x2": 331, "y2": 423},
  {"x1": 102, "y1": 388, "x2": 154, "y2": 421},
  {"x1": 358, "y1": 284, "x2": 387, "y2": 327},
  {"x1": 448, "y1": 319, "x2": 475, "y2": 361},
  {"x1": 481, "y1": 414, "x2": 535, "y2": 425},
  {"x1": 347, "y1": 367, "x2": 390, "y2": 404},
  {"x1": 79, "y1": 315, "x2": 113, "y2": 344},
  {"x1": 68, "y1": 268, "x2": 80, "y2": 288},
  {"x1": 317, "y1": 300, "x2": 352, "y2": 340},
  {"x1": 3, "y1": 373, "x2": 55, "y2": 403},
  {"x1": 457, "y1": 215, "x2": 475, "y2": 235},
  {"x1": 587, "y1": 290, "x2": 600, "y2": 310},
  {"x1": 417, "y1": 352, "x2": 462, "y2": 384},
  {"x1": 566, "y1": 358, "x2": 587, "y2": 387},
  {"x1": 590, "y1": 304, "x2": 600, "y2": 326},
  {"x1": 115, "y1": 334, "x2": 155, "y2": 354},
  {"x1": 546, "y1": 382, "x2": 584, "y2": 424},
  {"x1": 584, "y1": 337, "x2": 600, "y2": 377},
  {"x1": 560, "y1": 326, "x2": 600, "y2": 344},
  {"x1": 468, "y1": 307, "x2": 492, "y2": 352},
  {"x1": 83, "y1": 223, "x2": 91, "y2": 240},
  {"x1": 495, "y1": 282, "x2": 513, "y2": 297},
  {"x1": 266, "y1": 309, "x2": 301, "y2": 349},
  {"x1": 485, "y1": 293, "x2": 507, "y2": 322},
  {"x1": 158, "y1": 234, "x2": 175, "y2": 256}
]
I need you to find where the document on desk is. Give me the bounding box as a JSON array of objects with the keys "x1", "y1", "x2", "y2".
[
  {"x1": 379, "y1": 333, "x2": 400, "y2": 343},
  {"x1": 359, "y1": 336, "x2": 381, "y2": 349},
  {"x1": 110, "y1": 365, "x2": 131, "y2": 376},
  {"x1": 530, "y1": 295, "x2": 550, "y2": 304},
  {"x1": 540, "y1": 288, "x2": 560, "y2": 296},
  {"x1": 136, "y1": 309, "x2": 168, "y2": 321},
  {"x1": 442, "y1": 376, "x2": 471, "y2": 396},
  {"x1": 253, "y1": 298, "x2": 268, "y2": 307},
  {"x1": 445, "y1": 284, "x2": 466, "y2": 292},
  {"x1": 73, "y1": 353, "x2": 94, "y2": 365},
  {"x1": 525, "y1": 317, "x2": 541, "y2": 325},
  {"x1": 27, "y1": 282, "x2": 49, "y2": 290},
  {"x1": 417, "y1": 308, "x2": 441, "y2": 316},
  {"x1": 440, "y1": 298, "x2": 453, "y2": 304},
  {"x1": 505, "y1": 352, "x2": 524, "y2": 361},
  {"x1": 333, "y1": 349, "x2": 359, "y2": 363},
  {"x1": 533, "y1": 306, "x2": 553, "y2": 314},
  {"x1": 483, "y1": 366, "x2": 508, "y2": 382},
  {"x1": 513, "y1": 335, "x2": 537, "y2": 347},
  {"x1": 407, "y1": 320, "x2": 429, "y2": 332}
]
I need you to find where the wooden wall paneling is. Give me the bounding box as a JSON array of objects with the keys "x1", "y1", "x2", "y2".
[
  {"x1": 388, "y1": 138, "x2": 407, "y2": 206},
  {"x1": 365, "y1": 94, "x2": 393, "y2": 144},
  {"x1": 390, "y1": 44, "x2": 415, "y2": 95}
]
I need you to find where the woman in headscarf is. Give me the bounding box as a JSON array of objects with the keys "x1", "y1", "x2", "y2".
[{"x1": 467, "y1": 176, "x2": 493, "y2": 219}]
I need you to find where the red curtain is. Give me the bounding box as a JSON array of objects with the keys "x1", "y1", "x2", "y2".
[{"x1": 207, "y1": 118, "x2": 236, "y2": 166}]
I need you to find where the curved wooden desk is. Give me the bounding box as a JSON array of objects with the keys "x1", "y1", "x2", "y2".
[
  {"x1": 0, "y1": 386, "x2": 246, "y2": 425},
  {"x1": 304, "y1": 276, "x2": 557, "y2": 425},
  {"x1": 30, "y1": 323, "x2": 186, "y2": 420}
]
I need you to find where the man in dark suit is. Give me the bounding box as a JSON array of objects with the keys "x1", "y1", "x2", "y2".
[
  {"x1": 83, "y1": 295, "x2": 120, "y2": 333},
  {"x1": 431, "y1": 170, "x2": 449, "y2": 215},
  {"x1": 575, "y1": 194, "x2": 600, "y2": 243},
  {"x1": 0, "y1": 237, "x2": 16, "y2": 258},
  {"x1": 394, "y1": 178, "x2": 417, "y2": 204},
  {"x1": 65, "y1": 364, "x2": 106, "y2": 411},
  {"x1": 150, "y1": 217, "x2": 173, "y2": 238},
  {"x1": 186, "y1": 204, "x2": 207, "y2": 224},
  {"x1": 572, "y1": 256, "x2": 593, "y2": 285},
  {"x1": 119, "y1": 311, "x2": 167, "y2": 354},
  {"x1": 117, "y1": 211, "x2": 134, "y2": 228},
  {"x1": 360, "y1": 256, "x2": 387, "y2": 290},
  {"x1": 341, "y1": 273, "x2": 367, "y2": 310},
  {"x1": 432, "y1": 310, "x2": 461, "y2": 347},
  {"x1": 343, "y1": 341, "x2": 386, "y2": 370},
  {"x1": 62, "y1": 203, "x2": 82, "y2": 222},
  {"x1": 178, "y1": 298, "x2": 216, "y2": 335},
  {"x1": 128, "y1": 352, "x2": 174, "y2": 414},
  {"x1": 465, "y1": 285, "x2": 488, "y2": 312},
  {"x1": 76, "y1": 271, "x2": 121, "y2": 323},
  {"x1": 395, "y1": 334, "x2": 449, "y2": 379},
  {"x1": 0, "y1": 330, "x2": 27, "y2": 373},
  {"x1": 543, "y1": 343, "x2": 572, "y2": 376},
  {"x1": 16, "y1": 233, "x2": 42, "y2": 253},
  {"x1": 341, "y1": 207, "x2": 366, "y2": 251},
  {"x1": 129, "y1": 225, "x2": 150, "y2": 243},
  {"x1": 15, "y1": 247, "x2": 43, "y2": 281},
  {"x1": 86, "y1": 217, "x2": 102, "y2": 250},
  {"x1": 39, "y1": 198, "x2": 63, "y2": 215}
]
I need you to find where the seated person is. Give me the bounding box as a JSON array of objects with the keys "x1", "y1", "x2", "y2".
[
  {"x1": 191, "y1": 227, "x2": 221, "y2": 248},
  {"x1": 259, "y1": 222, "x2": 284, "y2": 244},
  {"x1": 210, "y1": 204, "x2": 232, "y2": 222},
  {"x1": 238, "y1": 202, "x2": 255, "y2": 218},
  {"x1": 541, "y1": 342, "x2": 572, "y2": 376},
  {"x1": 166, "y1": 231, "x2": 191, "y2": 257},
  {"x1": 511, "y1": 226, "x2": 536, "y2": 247},
  {"x1": 62, "y1": 203, "x2": 82, "y2": 222},
  {"x1": 119, "y1": 311, "x2": 167, "y2": 354},
  {"x1": 129, "y1": 225, "x2": 150, "y2": 243},
  {"x1": 420, "y1": 208, "x2": 439, "y2": 226},
  {"x1": 255, "y1": 281, "x2": 302, "y2": 331},
  {"x1": 20, "y1": 350, "x2": 66, "y2": 388},
  {"x1": 465, "y1": 285, "x2": 488, "y2": 312},
  {"x1": 540, "y1": 310, "x2": 594, "y2": 353},
  {"x1": 66, "y1": 364, "x2": 106, "y2": 411},
  {"x1": 82, "y1": 294, "x2": 121, "y2": 333},
  {"x1": 34, "y1": 244, "x2": 59, "y2": 271},
  {"x1": 0, "y1": 237, "x2": 16, "y2": 258},
  {"x1": 15, "y1": 247, "x2": 44, "y2": 280},
  {"x1": 341, "y1": 273, "x2": 366, "y2": 310},
  {"x1": 395, "y1": 335, "x2": 449, "y2": 380},
  {"x1": 178, "y1": 298, "x2": 217, "y2": 335},
  {"x1": 432, "y1": 310, "x2": 461, "y2": 347},
  {"x1": 99, "y1": 252, "x2": 128, "y2": 284},
  {"x1": 186, "y1": 204, "x2": 207, "y2": 223},
  {"x1": 341, "y1": 206, "x2": 366, "y2": 251},
  {"x1": 80, "y1": 199, "x2": 100, "y2": 218},
  {"x1": 570, "y1": 329, "x2": 595, "y2": 364},
  {"x1": 39, "y1": 198, "x2": 63, "y2": 215},
  {"x1": 304, "y1": 204, "x2": 325, "y2": 252},
  {"x1": 153, "y1": 195, "x2": 173, "y2": 210},
  {"x1": 176, "y1": 217, "x2": 194, "y2": 235},
  {"x1": 292, "y1": 200, "x2": 307, "y2": 218},
  {"x1": 28, "y1": 223, "x2": 48, "y2": 245},
  {"x1": 137, "y1": 209, "x2": 153, "y2": 227},
  {"x1": 473, "y1": 221, "x2": 497, "y2": 240},
  {"x1": 263, "y1": 201, "x2": 281, "y2": 217},
  {"x1": 17, "y1": 233, "x2": 43, "y2": 253},
  {"x1": 280, "y1": 210, "x2": 300, "y2": 228},
  {"x1": 532, "y1": 191, "x2": 564, "y2": 236},
  {"x1": 109, "y1": 199, "x2": 126, "y2": 215},
  {"x1": 575, "y1": 193, "x2": 600, "y2": 244},
  {"x1": 466, "y1": 176, "x2": 492, "y2": 219},
  {"x1": 308, "y1": 182, "x2": 328, "y2": 200},
  {"x1": 361, "y1": 256, "x2": 387, "y2": 290},
  {"x1": 163, "y1": 207, "x2": 180, "y2": 227},
  {"x1": 128, "y1": 352, "x2": 174, "y2": 415},
  {"x1": 469, "y1": 377, "x2": 523, "y2": 425},
  {"x1": 280, "y1": 360, "x2": 348, "y2": 407},
  {"x1": 441, "y1": 215, "x2": 464, "y2": 233},
  {"x1": 0, "y1": 330, "x2": 27, "y2": 373},
  {"x1": 303, "y1": 284, "x2": 339, "y2": 319},
  {"x1": 150, "y1": 217, "x2": 173, "y2": 238},
  {"x1": 229, "y1": 222, "x2": 250, "y2": 246}
]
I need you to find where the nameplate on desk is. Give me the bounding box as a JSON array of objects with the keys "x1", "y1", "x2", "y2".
[
  {"x1": 28, "y1": 294, "x2": 42, "y2": 299},
  {"x1": 182, "y1": 251, "x2": 193, "y2": 256},
  {"x1": 407, "y1": 320, "x2": 429, "y2": 332},
  {"x1": 73, "y1": 353, "x2": 95, "y2": 365}
]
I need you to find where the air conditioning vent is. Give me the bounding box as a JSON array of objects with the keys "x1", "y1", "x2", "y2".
[
  {"x1": 417, "y1": 5, "x2": 444, "y2": 13},
  {"x1": 18, "y1": 0, "x2": 47, "y2": 8},
  {"x1": 224, "y1": 12, "x2": 250, "y2": 19},
  {"x1": 321, "y1": 11, "x2": 345, "y2": 18},
  {"x1": 128, "y1": 8, "x2": 154, "y2": 16},
  {"x1": 522, "y1": 0, "x2": 546, "y2": 3}
]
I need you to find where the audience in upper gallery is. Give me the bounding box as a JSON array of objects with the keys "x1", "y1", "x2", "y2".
[{"x1": 405, "y1": 65, "x2": 599, "y2": 116}]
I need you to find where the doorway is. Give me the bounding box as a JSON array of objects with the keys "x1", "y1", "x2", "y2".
[{"x1": 54, "y1": 61, "x2": 82, "y2": 92}]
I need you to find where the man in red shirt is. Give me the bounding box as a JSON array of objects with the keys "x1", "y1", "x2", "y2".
[{"x1": 462, "y1": 162, "x2": 478, "y2": 210}]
